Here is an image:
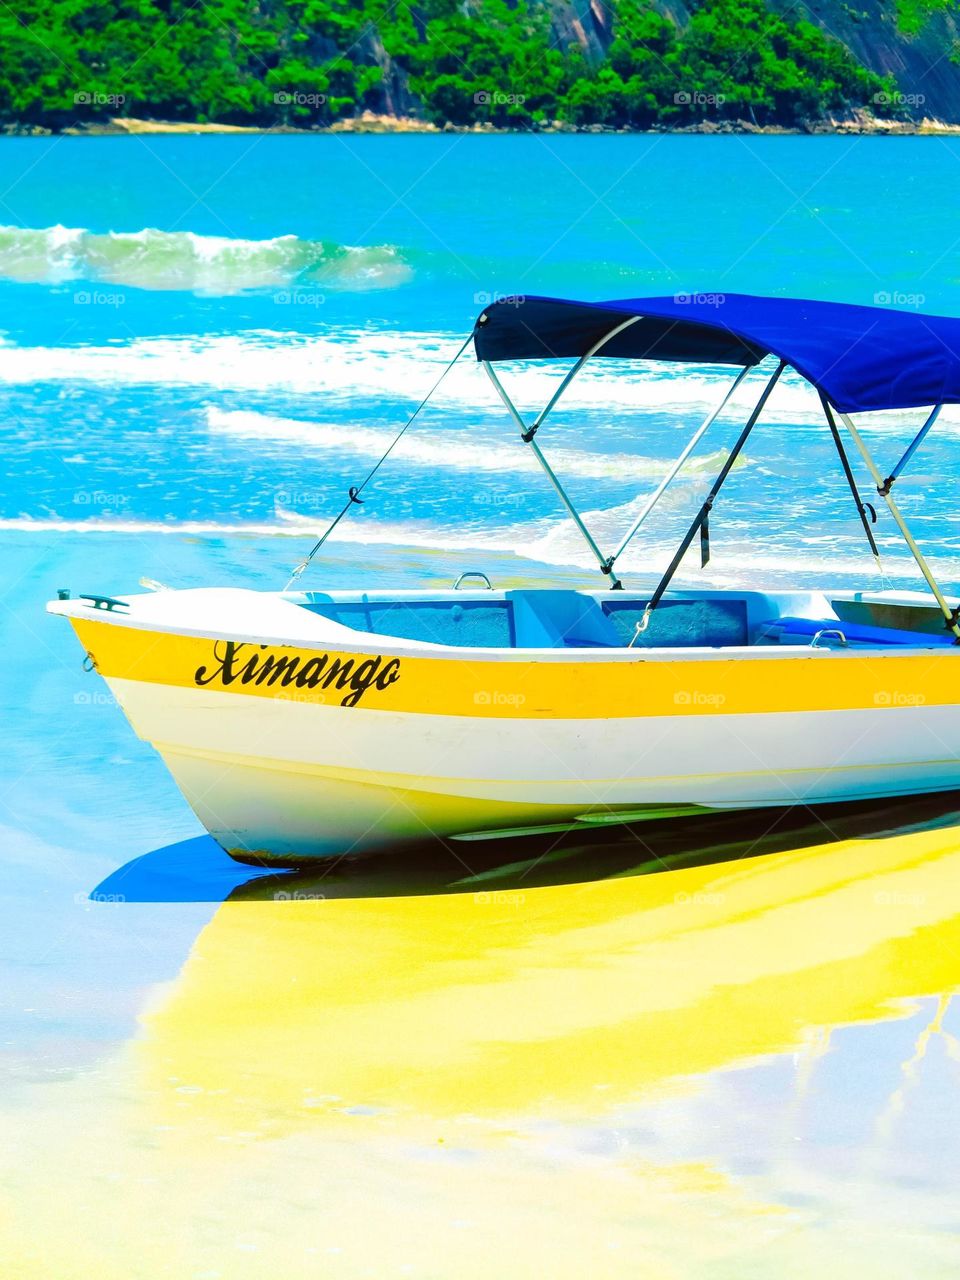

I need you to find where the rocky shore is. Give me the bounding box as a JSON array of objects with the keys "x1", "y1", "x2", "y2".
[{"x1": 5, "y1": 109, "x2": 959, "y2": 137}]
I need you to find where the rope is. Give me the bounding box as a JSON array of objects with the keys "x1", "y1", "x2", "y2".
[{"x1": 283, "y1": 331, "x2": 474, "y2": 591}]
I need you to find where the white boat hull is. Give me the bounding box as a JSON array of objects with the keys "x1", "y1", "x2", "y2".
[
  {"x1": 111, "y1": 675, "x2": 960, "y2": 864},
  {"x1": 50, "y1": 586, "x2": 960, "y2": 865}
]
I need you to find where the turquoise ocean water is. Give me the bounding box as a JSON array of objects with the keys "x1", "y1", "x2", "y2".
[{"x1": 5, "y1": 135, "x2": 960, "y2": 1276}]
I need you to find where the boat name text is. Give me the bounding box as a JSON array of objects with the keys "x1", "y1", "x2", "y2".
[{"x1": 194, "y1": 641, "x2": 401, "y2": 707}]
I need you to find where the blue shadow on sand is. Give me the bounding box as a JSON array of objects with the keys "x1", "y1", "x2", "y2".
[{"x1": 91, "y1": 834, "x2": 279, "y2": 903}]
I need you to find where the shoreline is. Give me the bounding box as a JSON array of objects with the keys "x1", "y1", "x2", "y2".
[{"x1": 4, "y1": 111, "x2": 960, "y2": 137}]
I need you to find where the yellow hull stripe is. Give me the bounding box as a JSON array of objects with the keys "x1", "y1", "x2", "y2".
[{"x1": 71, "y1": 616, "x2": 960, "y2": 720}]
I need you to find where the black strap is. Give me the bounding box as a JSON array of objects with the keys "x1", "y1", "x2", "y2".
[
  {"x1": 821, "y1": 396, "x2": 880, "y2": 560},
  {"x1": 700, "y1": 509, "x2": 710, "y2": 568},
  {"x1": 644, "y1": 361, "x2": 786, "y2": 618}
]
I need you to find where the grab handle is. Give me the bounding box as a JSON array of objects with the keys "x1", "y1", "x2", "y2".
[
  {"x1": 811, "y1": 628, "x2": 848, "y2": 648},
  {"x1": 453, "y1": 571, "x2": 493, "y2": 591}
]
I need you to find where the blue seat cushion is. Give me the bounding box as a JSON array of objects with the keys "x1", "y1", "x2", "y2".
[{"x1": 766, "y1": 616, "x2": 954, "y2": 647}]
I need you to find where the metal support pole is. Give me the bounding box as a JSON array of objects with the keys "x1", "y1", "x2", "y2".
[
  {"x1": 879, "y1": 404, "x2": 942, "y2": 495},
  {"x1": 607, "y1": 364, "x2": 752, "y2": 570},
  {"x1": 633, "y1": 359, "x2": 786, "y2": 636},
  {"x1": 522, "y1": 315, "x2": 642, "y2": 441},
  {"x1": 481, "y1": 315, "x2": 647, "y2": 588},
  {"x1": 836, "y1": 408, "x2": 960, "y2": 640},
  {"x1": 483, "y1": 358, "x2": 623, "y2": 587}
]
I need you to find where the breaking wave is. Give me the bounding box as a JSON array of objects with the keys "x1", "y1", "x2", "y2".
[{"x1": 0, "y1": 224, "x2": 412, "y2": 294}]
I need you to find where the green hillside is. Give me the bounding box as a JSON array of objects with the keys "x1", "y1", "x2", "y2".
[{"x1": 0, "y1": 0, "x2": 929, "y2": 130}]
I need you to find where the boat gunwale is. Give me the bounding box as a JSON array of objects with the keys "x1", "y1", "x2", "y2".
[{"x1": 47, "y1": 596, "x2": 960, "y2": 665}]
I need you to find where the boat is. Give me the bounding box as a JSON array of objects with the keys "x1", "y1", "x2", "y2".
[{"x1": 48, "y1": 291, "x2": 960, "y2": 866}]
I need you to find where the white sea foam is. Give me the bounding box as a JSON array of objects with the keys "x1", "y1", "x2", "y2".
[
  {"x1": 0, "y1": 326, "x2": 845, "y2": 419},
  {"x1": 1, "y1": 513, "x2": 937, "y2": 587},
  {"x1": 206, "y1": 407, "x2": 732, "y2": 482},
  {"x1": 0, "y1": 326, "x2": 952, "y2": 438}
]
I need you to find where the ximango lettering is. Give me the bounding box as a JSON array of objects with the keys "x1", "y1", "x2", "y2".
[{"x1": 194, "y1": 641, "x2": 401, "y2": 707}]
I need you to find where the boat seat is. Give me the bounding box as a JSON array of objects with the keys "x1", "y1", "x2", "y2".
[
  {"x1": 763, "y1": 616, "x2": 954, "y2": 647},
  {"x1": 508, "y1": 590, "x2": 621, "y2": 649}
]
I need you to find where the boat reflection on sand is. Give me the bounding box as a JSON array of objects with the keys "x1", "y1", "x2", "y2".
[
  {"x1": 105, "y1": 799, "x2": 960, "y2": 1276},
  {"x1": 138, "y1": 797, "x2": 960, "y2": 1125},
  {"x1": 7, "y1": 800, "x2": 960, "y2": 1279}
]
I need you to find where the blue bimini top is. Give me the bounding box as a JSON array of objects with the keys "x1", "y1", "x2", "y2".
[{"x1": 472, "y1": 292, "x2": 960, "y2": 413}]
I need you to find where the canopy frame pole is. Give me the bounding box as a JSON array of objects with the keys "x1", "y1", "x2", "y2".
[
  {"x1": 480, "y1": 314, "x2": 644, "y2": 590},
  {"x1": 819, "y1": 395, "x2": 883, "y2": 576},
  {"x1": 835, "y1": 406, "x2": 960, "y2": 640},
  {"x1": 607, "y1": 364, "x2": 752, "y2": 571},
  {"x1": 483, "y1": 358, "x2": 624, "y2": 587},
  {"x1": 518, "y1": 315, "x2": 643, "y2": 442},
  {"x1": 632, "y1": 359, "x2": 786, "y2": 639},
  {"x1": 878, "y1": 403, "x2": 942, "y2": 495}
]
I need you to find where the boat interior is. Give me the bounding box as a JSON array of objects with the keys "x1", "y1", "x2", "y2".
[{"x1": 293, "y1": 585, "x2": 957, "y2": 652}]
